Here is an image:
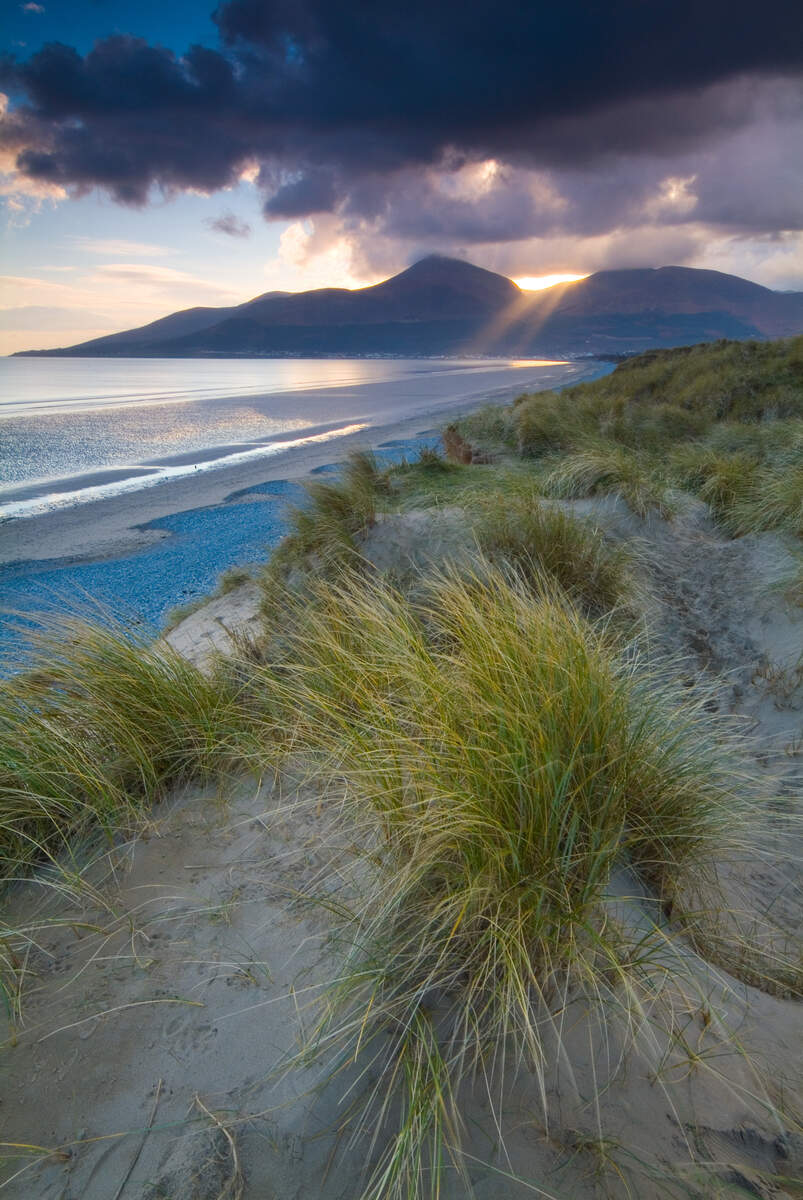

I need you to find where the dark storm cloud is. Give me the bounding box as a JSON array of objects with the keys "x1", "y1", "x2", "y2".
[
  {"x1": 207, "y1": 209, "x2": 251, "y2": 236},
  {"x1": 1, "y1": 35, "x2": 247, "y2": 203},
  {"x1": 263, "y1": 169, "x2": 337, "y2": 217},
  {"x1": 1, "y1": 0, "x2": 801, "y2": 221}
]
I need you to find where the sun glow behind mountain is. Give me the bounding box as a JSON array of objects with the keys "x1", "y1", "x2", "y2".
[{"x1": 514, "y1": 273, "x2": 589, "y2": 290}]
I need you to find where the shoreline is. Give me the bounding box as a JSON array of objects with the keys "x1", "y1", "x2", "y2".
[
  {"x1": 0, "y1": 409, "x2": 444, "y2": 569},
  {"x1": 0, "y1": 364, "x2": 605, "y2": 570},
  {"x1": 0, "y1": 362, "x2": 609, "y2": 657}
]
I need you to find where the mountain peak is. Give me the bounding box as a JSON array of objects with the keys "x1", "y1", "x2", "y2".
[
  {"x1": 14, "y1": 260, "x2": 801, "y2": 357},
  {"x1": 378, "y1": 255, "x2": 521, "y2": 310},
  {"x1": 397, "y1": 254, "x2": 512, "y2": 281}
]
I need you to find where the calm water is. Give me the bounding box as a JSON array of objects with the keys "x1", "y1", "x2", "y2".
[{"x1": 0, "y1": 356, "x2": 581, "y2": 517}]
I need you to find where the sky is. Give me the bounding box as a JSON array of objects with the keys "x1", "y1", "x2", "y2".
[{"x1": 1, "y1": 0, "x2": 802, "y2": 353}]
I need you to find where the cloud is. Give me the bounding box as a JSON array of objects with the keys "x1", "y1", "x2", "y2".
[
  {"x1": 2, "y1": 4, "x2": 800, "y2": 204},
  {"x1": 263, "y1": 218, "x2": 384, "y2": 291},
  {"x1": 206, "y1": 210, "x2": 251, "y2": 237},
  {"x1": 0, "y1": 304, "x2": 113, "y2": 330},
  {"x1": 0, "y1": 265, "x2": 246, "y2": 354},
  {"x1": 69, "y1": 236, "x2": 171, "y2": 256},
  {"x1": 0, "y1": 39, "x2": 245, "y2": 205},
  {"x1": 0, "y1": 272, "x2": 86, "y2": 305},
  {"x1": 692, "y1": 231, "x2": 803, "y2": 292},
  {"x1": 263, "y1": 169, "x2": 337, "y2": 217},
  {"x1": 21, "y1": 3, "x2": 45, "y2": 13},
  {"x1": 86, "y1": 262, "x2": 241, "y2": 300},
  {"x1": 0, "y1": 1, "x2": 801, "y2": 288}
]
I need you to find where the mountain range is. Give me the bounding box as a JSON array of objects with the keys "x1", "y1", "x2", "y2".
[{"x1": 15, "y1": 256, "x2": 803, "y2": 358}]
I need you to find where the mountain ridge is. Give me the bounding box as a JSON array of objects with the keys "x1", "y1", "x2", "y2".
[{"x1": 15, "y1": 256, "x2": 803, "y2": 358}]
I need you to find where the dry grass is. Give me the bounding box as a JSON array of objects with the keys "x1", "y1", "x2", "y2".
[
  {"x1": 254, "y1": 564, "x2": 753, "y2": 1198},
  {"x1": 258, "y1": 449, "x2": 388, "y2": 622},
  {"x1": 452, "y1": 337, "x2": 803, "y2": 536},
  {"x1": 471, "y1": 488, "x2": 635, "y2": 618},
  {"x1": 542, "y1": 445, "x2": 673, "y2": 518},
  {"x1": 0, "y1": 614, "x2": 259, "y2": 1022},
  {"x1": 278, "y1": 449, "x2": 385, "y2": 565}
]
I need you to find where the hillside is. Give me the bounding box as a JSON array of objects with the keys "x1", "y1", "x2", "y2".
[{"x1": 15, "y1": 256, "x2": 803, "y2": 358}]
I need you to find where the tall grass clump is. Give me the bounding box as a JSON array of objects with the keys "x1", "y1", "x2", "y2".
[
  {"x1": 449, "y1": 337, "x2": 803, "y2": 531},
  {"x1": 282, "y1": 449, "x2": 385, "y2": 564},
  {"x1": 562, "y1": 335, "x2": 803, "y2": 424},
  {"x1": 542, "y1": 444, "x2": 672, "y2": 517},
  {"x1": 387, "y1": 455, "x2": 539, "y2": 518},
  {"x1": 387, "y1": 445, "x2": 464, "y2": 501},
  {"x1": 259, "y1": 449, "x2": 387, "y2": 620},
  {"x1": 452, "y1": 402, "x2": 516, "y2": 450},
  {"x1": 0, "y1": 615, "x2": 249, "y2": 879},
  {"x1": 513, "y1": 387, "x2": 591, "y2": 457},
  {"x1": 669, "y1": 447, "x2": 758, "y2": 521},
  {"x1": 729, "y1": 459, "x2": 803, "y2": 538},
  {"x1": 472, "y1": 489, "x2": 634, "y2": 617},
  {"x1": 263, "y1": 566, "x2": 746, "y2": 1197},
  {"x1": 670, "y1": 441, "x2": 803, "y2": 536}
]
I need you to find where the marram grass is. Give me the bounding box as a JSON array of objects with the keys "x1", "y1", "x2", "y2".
[
  {"x1": 541, "y1": 444, "x2": 673, "y2": 518},
  {"x1": 0, "y1": 614, "x2": 251, "y2": 878},
  {"x1": 454, "y1": 337, "x2": 803, "y2": 536},
  {"x1": 256, "y1": 564, "x2": 752, "y2": 1198},
  {"x1": 0, "y1": 612, "x2": 265, "y2": 1033},
  {"x1": 258, "y1": 448, "x2": 387, "y2": 621},
  {"x1": 471, "y1": 487, "x2": 635, "y2": 618},
  {"x1": 277, "y1": 448, "x2": 385, "y2": 566}
]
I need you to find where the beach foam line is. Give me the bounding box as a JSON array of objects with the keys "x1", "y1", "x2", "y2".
[{"x1": 0, "y1": 422, "x2": 369, "y2": 523}]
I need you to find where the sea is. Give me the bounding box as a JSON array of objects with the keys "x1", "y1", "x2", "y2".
[{"x1": 0, "y1": 356, "x2": 607, "y2": 659}]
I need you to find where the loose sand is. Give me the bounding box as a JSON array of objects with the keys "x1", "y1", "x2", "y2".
[{"x1": 1, "y1": 482, "x2": 801, "y2": 1197}]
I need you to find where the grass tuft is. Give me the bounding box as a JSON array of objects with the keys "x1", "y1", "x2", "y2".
[
  {"x1": 259, "y1": 564, "x2": 748, "y2": 1197},
  {"x1": 730, "y1": 460, "x2": 803, "y2": 538},
  {"x1": 451, "y1": 337, "x2": 803, "y2": 534},
  {"x1": 281, "y1": 449, "x2": 386, "y2": 566},
  {"x1": 542, "y1": 445, "x2": 672, "y2": 518},
  {"x1": 0, "y1": 613, "x2": 263, "y2": 1027},
  {"x1": 472, "y1": 488, "x2": 635, "y2": 617},
  {"x1": 258, "y1": 449, "x2": 388, "y2": 621},
  {"x1": 0, "y1": 616, "x2": 249, "y2": 878}
]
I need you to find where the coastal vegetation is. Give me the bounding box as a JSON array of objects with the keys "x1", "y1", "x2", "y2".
[
  {"x1": 1, "y1": 334, "x2": 801, "y2": 1197},
  {"x1": 255, "y1": 565, "x2": 754, "y2": 1198},
  {"x1": 456, "y1": 335, "x2": 803, "y2": 536},
  {"x1": 0, "y1": 619, "x2": 249, "y2": 874}
]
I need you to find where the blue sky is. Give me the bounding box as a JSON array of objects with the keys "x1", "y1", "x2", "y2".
[
  {"x1": 1, "y1": 0, "x2": 372, "y2": 352},
  {"x1": 1, "y1": 0, "x2": 801, "y2": 353},
  {"x1": 3, "y1": 0, "x2": 217, "y2": 59}
]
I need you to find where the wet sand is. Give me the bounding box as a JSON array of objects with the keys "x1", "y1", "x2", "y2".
[
  {"x1": 0, "y1": 365, "x2": 601, "y2": 569},
  {"x1": 0, "y1": 415, "x2": 406, "y2": 567}
]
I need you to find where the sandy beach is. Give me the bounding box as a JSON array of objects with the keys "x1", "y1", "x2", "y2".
[
  {"x1": 0, "y1": 408, "x2": 442, "y2": 567},
  {"x1": 0, "y1": 362, "x2": 607, "y2": 654},
  {"x1": 2, "y1": 489, "x2": 800, "y2": 1200},
  {"x1": 0, "y1": 362, "x2": 606, "y2": 569}
]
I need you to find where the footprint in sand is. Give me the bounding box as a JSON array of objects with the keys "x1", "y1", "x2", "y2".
[{"x1": 161, "y1": 1010, "x2": 218, "y2": 1061}]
